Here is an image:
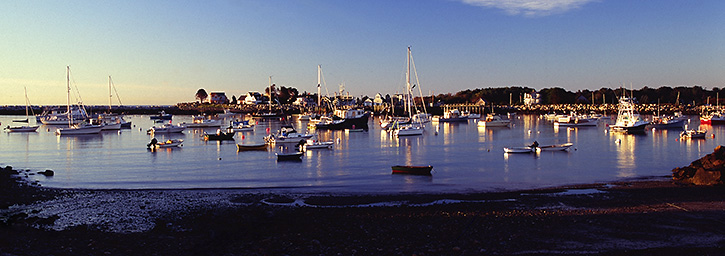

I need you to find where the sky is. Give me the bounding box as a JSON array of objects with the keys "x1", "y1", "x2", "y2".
[{"x1": 1, "y1": 0, "x2": 724, "y2": 105}]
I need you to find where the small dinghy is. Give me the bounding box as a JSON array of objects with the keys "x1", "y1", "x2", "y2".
[
  {"x1": 236, "y1": 143, "x2": 268, "y2": 151},
  {"x1": 391, "y1": 165, "x2": 433, "y2": 176},
  {"x1": 503, "y1": 147, "x2": 534, "y2": 153},
  {"x1": 535, "y1": 143, "x2": 574, "y2": 152},
  {"x1": 276, "y1": 151, "x2": 304, "y2": 161}
]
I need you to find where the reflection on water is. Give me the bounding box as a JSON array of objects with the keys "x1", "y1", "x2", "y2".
[{"x1": 1, "y1": 114, "x2": 723, "y2": 193}]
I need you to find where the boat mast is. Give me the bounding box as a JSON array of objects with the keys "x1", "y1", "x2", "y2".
[
  {"x1": 23, "y1": 86, "x2": 29, "y2": 118},
  {"x1": 108, "y1": 76, "x2": 113, "y2": 112},
  {"x1": 268, "y1": 76, "x2": 272, "y2": 112},
  {"x1": 317, "y1": 65, "x2": 321, "y2": 113},
  {"x1": 406, "y1": 46, "x2": 412, "y2": 118},
  {"x1": 66, "y1": 66, "x2": 72, "y2": 127}
]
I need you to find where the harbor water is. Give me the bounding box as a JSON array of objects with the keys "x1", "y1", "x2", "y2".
[{"x1": 0, "y1": 114, "x2": 718, "y2": 193}]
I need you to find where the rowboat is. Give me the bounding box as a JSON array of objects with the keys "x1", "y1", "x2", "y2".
[
  {"x1": 276, "y1": 151, "x2": 304, "y2": 161},
  {"x1": 236, "y1": 143, "x2": 268, "y2": 151},
  {"x1": 391, "y1": 165, "x2": 433, "y2": 176},
  {"x1": 503, "y1": 147, "x2": 534, "y2": 153},
  {"x1": 535, "y1": 143, "x2": 574, "y2": 152},
  {"x1": 4, "y1": 125, "x2": 39, "y2": 132},
  {"x1": 680, "y1": 129, "x2": 707, "y2": 139}
]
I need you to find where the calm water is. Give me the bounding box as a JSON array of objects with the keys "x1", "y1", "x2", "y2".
[{"x1": 0, "y1": 114, "x2": 719, "y2": 193}]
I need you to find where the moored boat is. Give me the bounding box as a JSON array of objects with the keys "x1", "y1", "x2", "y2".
[
  {"x1": 147, "y1": 124, "x2": 186, "y2": 134},
  {"x1": 4, "y1": 125, "x2": 40, "y2": 132},
  {"x1": 433, "y1": 109, "x2": 468, "y2": 122},
  {"x1": 236, "y1": 143, "x2": 268, "y2": 151},
  {"x1": 535, "y1": 143, "x2": 574, "y2": 152},
  {"x1": 152, "y1": 139, "x2": 184, "y2": 148},
  {"x1": 610, "y1": 94, "x2": 649, "y2": 133},
  {"x1": 477, "y1": 114, "x2": 511, "y2": 127},
  {"x1": 303, "y1": 140, "x2": 334, "y2": 149},
  {"x1": 680, "y1": 129, "x2": 707, "y2": 139},
  {"x1": 391, "y1": 165, "x2": 433, "y2": 176},
  {"x1": 264, "y1": 125, "x2": 314, "y2": 144},
  {"x1": 204, "y1": 131, "x2": 235, "y2": 141},
  {"x1": 276, "y1": 151, "x2": 304, "y2": 161},
  {"x1": 503, "y1": 147, "x2": 534, "y2": 153}
]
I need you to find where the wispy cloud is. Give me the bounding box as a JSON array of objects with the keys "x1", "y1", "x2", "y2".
[{"x1": 460, "y1": 0, "x2": 597, "y2": 17}]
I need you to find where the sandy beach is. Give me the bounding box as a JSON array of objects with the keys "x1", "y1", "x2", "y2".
[{"x1": 1, "y1": 165, "x2": 724, "y2": 255}]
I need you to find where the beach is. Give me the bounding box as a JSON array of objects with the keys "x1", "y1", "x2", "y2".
[{"x1": 1, "y1": 166, "x2": 724, "y2": 256}]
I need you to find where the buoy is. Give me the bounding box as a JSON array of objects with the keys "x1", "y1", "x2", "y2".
[
  {"x1": 241, "y1": 135, "x2": 245, "y2": 140},
  {"x1": 712, "y1": 134, "x2": 716, "y2": 138}
]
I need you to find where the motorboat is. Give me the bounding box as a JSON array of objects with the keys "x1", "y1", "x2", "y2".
[
  {"x1": 554, "y1": 114, "x2": 598, "y2": 127},
  {"x1": 649, "y1": 115, "x2": 686, "y2": 129},
  {"x1": 391, "y1": 165, "x2": 433, "y2": 176},
  {"x1": 393, "y1": 124, "x2": 424, "y2": 136},
  {"x1": 477, "y1": 114, "x2": 511, "y2": 127},
  {"x1": 147, "y1": 124, "x2": 186, "y2": 134},
  {"x1": 303, "y1": 140, "x2": 334, "y2": 149},
  {"x1": 56, "y1": 122, "x2": 103, "y2": 135},
  {"x1": 680, "y1": 129, "x2": 707, "y2": 139},
  {"x1": 700, "y1": 111, "x2": 725, "y2": 125},
  {"x1": 433, "y1": 109, "x2": 469, "y2": 122},
  {"x1": 535, "y1": 143, "x2": 574, "y2": 152},
  {"x1": 149, "y1": 139, "x2": 184, "y2": 149},
  {"x1": 264, "y1": 125, "x2": 314, "y2": 144},
  {"x1": 180, "y1": 116, "x2": 222, "y2": 128},
  {"x1": 236, "y1": 143, "x2": 268, "y2": 151},
  {"x1": 276, "y1": 151, "x2": 304, "y2": 161},
  {"x1": 610, "y1": 95, "x2": 649, "y2": 133},
  {"x1": 380, "y1": 116, "x2": 410, "y2": 130},
  {"x1": 503, "y1": 147, "x2": 534, "y2": 153}
]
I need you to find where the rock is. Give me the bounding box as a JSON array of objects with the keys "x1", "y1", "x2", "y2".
[
  {"x1": 38, "y1": 170, "x2": 54, "y2": 176},
  {"x1": 672, "y1": 146, "x2": 725, "y2": 185}
]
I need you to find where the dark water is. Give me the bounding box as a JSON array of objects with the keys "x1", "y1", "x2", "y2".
[{"x1": 0, "y1": 114, "x2": 717, "y2": 193}]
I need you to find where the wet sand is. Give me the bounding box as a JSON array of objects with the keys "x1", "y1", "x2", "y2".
[{"x1": 1, "y1": 166, "x2": 724, "y2": 255}]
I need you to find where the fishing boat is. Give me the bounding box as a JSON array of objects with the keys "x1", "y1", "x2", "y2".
[
  {"x1": 150, "y1": 111, "x2": 172, "y2": 120},
  {"x1": 55, "y1": 66, "x2": 103, "y2": 135},
  {"x1": 204, "y1": 131, "x2": 235, "y2": 141},
  {"x1": 700, "y1": 111, "x2": 725, "y2": 125},
  {"x1": 276, "y1": 151, "x2": 304, "y2": 161},
  {"x1": 264, "y1": 125, "x2": 314, "y2": 144},
  {"x1": 609, "y1": 93, "x2": 649, "y2": 133},
  {"x1": 535, "y1": 143, "x2": 574, "y2": 152},
  {"x1": 680, "y1": 129, "x2": 707, "y2": 139},
  {"x1": 6, "y1": 87, "x2": 39, "y2": 132},
  {"x1": 236, "y1": 143, "x2": 268, "y2": 151},
  {"x1": 503, "y1": 147, "x2": 534, "y2": 153},
  {"x1": 303, "y1": 140, "x2": 334, "y2": 149},
  {"x1": 391, "y1": 165, "x2": 433, "y2": 176},
  {"x1": 477, "y1": 114, "x2": 511, "y2": 127},
  {"x1": 147, "y1": 124, "x2": 186, "y2": 134},
  {"x1": 227, "y1": 120, "x2": 255, "y2": 132},
  {"x1": 314, "y1": 108, "x2": 369, "y2": 130}
]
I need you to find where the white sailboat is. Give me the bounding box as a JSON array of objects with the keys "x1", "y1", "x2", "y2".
[
  {"x1": 55, "y1": 66, "x2": 103, "y2": 135},
  {"x1": 5, "y1": 87, "x2": 40, "y2": 132},
  {"x1": 394, "y1": 46, "x2": 424, "y2": 137},
  {"x1": 97, "y1": 76, "x2": 130, "y2": 130}
]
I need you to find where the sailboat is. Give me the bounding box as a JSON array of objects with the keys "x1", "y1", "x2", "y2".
[
  {"x1": 393, "y1": 46, "x2": 424, "y2": 137},
  {"x1": 252, "y1": 76, "x2": 282, "y2": 118},
  {"x1": 96, "y1": 76, "x2": 131, "y2": 130},
  {"x1": 5, "y1": 87, "x2": 40, "y2": 132},
  {"x1": 55, "y1": 66, "x2": 103, "y2": 135}
]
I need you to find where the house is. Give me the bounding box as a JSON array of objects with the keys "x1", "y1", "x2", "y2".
[
  {"x1": 524, "y1": 91, "x2": 541, "y2": 105},
  {"x1": 243, "y1": 92, "x2": 263, "y2": 105},
  {"x1": 209, "y1": 92, "x2": 228, "y2": 104},
  {"x1": 363, "y1": 98, "x2": 373, "y2": 107},
  {"x1": 293, "y1": 95, "x2": 317, "y2": 107},
  {"x1": 475, "y1": 98, "x2": 487, "y2": 106},
  {"x1": 373, "y1": 93, "x2": 384, "y2": 106}
]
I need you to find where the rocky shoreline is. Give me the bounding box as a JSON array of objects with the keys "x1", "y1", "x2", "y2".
[{"x1": 1, "y1": 163, "x2": 724, "y2": 255}]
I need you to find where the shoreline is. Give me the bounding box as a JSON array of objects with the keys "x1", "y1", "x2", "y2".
[{"x1": 2, "y1": 166, "x2": 724, "y2": 255}]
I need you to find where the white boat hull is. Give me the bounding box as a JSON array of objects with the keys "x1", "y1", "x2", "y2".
[
  {"x1": 503, "y1": 147, "x2": 534, "y2": 153},
  {"x1": 56, "y1": 125, "x2": 103, "y2": 135}
]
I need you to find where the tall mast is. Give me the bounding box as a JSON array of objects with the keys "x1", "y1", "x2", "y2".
[
  {"x1": 317, "y1": 65, "x2": 321, "y2": 113},
  {"x1": 406, "y1": 46, "x2": 412, "y2": 117},
  {"x1": 23, "y1": 86, "x2": 29, "y2": 118},
  {"x1": 108, "y1": 76, "x2": 112, "y2": 112},
  {"x1": 66, "y1": 66, "x2": 72, "y2": 127},
  {"x1": 268, "y1": 76, "x2": 272, "y2": 112}
]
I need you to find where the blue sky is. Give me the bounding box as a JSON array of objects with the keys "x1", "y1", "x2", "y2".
[{"x1": 1, "y1": 0, "x2": 723, "y2": 105}]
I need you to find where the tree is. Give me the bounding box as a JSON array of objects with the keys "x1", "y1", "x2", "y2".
[
  {"x1": 231, "y1": 95, "x2": 237, "y2": 104},
  {"x1": 195, "y1": 88, "x2": 208, "y2": 103}
]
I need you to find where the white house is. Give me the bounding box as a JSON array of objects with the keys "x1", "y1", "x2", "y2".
[
  {"x1": 524, "y1": 91, "x2": 541, "y2": 105},
  {"x1": 243, "y1": 92, "x2": 263, "y2": 105}
]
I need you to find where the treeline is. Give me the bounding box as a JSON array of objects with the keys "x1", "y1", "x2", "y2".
[{"x1": 428, "y1": 86, "x2": 725, "y2": 106}]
